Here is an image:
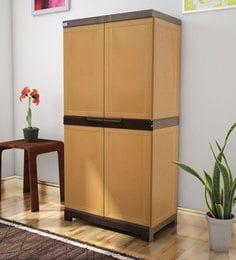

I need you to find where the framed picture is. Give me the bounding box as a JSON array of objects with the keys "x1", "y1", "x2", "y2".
[
  {"x1": 183, "y1": 0, "x2": 236, "y2": 13},
  {"x1": 32, "y1": 0, "x2": 70, "y2": 15}
]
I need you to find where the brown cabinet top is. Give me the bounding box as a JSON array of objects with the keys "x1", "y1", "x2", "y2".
[{"x1": 63, "y1": 9, "x2": 181, "y2": 28}]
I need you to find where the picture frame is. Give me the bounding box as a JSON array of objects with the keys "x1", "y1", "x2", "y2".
[
  {"x1": 183, "y1": 0, "x2": 236, "y2": 14},
  {"x1": 32, "y1": 0, "x2": 70, "y2": 15}
]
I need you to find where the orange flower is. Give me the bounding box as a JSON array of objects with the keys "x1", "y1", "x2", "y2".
[
  {"x1": 19, "y1": 87, "x2": 30, "y2": 101},
  {"x1": 20, "y1": 86, "x2": 40, "y2": 128},
  {"x1": 30, "y1": 89, "x2": 40, "y2": 105}
]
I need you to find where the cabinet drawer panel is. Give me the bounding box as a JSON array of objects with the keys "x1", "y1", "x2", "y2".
[
  {"x1": 64, "y1": 24, "x2": 104, "y2": 117},
  {"x1": 105, "y1": 18, "x2": 153, "y2": 119},
  {"x1": 65, "y1": 126, "x2": 104, "y2": 215},
  {"x1": 104, "y1": 128, "x2": 151, "y2": 226}
]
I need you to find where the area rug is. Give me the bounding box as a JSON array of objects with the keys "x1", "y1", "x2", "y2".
[{"x1": 0, "y1": 218, "x2": 138, "y2": 260}]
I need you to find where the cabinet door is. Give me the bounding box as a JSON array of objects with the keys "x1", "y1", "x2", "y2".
[
  {"x1": 105, "y1": 18, "x2": 153, "y2": 119},
  {"x1": 65, "y1": 125, "x2": 104, "y2": 215},
  {"x1": 64, "y1": 24, "x2": 104, "y2": 117},
  {"x1": 104, "y1": 128, "x2": 151, "y2": 226}
]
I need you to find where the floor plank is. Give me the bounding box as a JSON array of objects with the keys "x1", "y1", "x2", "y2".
[{"x1": 0, "y1": 178, "x2": 235, "y2": 259}]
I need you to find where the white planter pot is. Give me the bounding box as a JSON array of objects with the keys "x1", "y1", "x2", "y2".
[{"x1": 206, "y1": 213, "x2": 235, "y2": 252}]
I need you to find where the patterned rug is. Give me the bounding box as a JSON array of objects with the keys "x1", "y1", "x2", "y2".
[{"x1": 0, "y1": 218, "x2": 137, "y2": 260}]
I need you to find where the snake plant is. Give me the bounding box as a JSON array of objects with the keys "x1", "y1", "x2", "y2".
[{"x1": 174, "y1": 123, "x2": 236, "y2": 219}]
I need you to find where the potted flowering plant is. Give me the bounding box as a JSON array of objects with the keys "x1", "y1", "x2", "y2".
[
  {"x1": 174, "y1": 123, "x2": 236, "y2": 252},
  {"x1": 20, "y1": 87, "x2": 40, "y2": 142}
]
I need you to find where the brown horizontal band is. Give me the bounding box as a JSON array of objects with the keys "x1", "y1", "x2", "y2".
[
  {"x1": 64, "y1": 208, "x2": 149, "y2": 240},
  {"x1": 63, "y1": 9, "x2": 181, "y2": 28},
  {"x1": 64, "y1": 208, "x2": 177, "y2": 241},
  {"x1": 64, "y1": 116, "x2": 179, "y2": 131},
  {"x1": 152, "y1": 117, "x2": 179, "y2": 130}
]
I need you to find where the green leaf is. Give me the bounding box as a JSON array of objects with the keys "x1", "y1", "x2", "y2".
[
  {"x1": 210, "y1": 144, "x2": 232, "y2": 218},
  {"x1": 210, "y1": 123, "x2": 236, "y2": 211},
  {"x1": 210, "y1": 144, "x2": 222, "y2": 214},
  {"x1": 173, "y1": 161, "x2": 205, "y2": 186},
  {"x1": 215, "y1": 141, "x2": 233, "y2": 185},
  {"x1": 221, "y1": 189, "x2": 224, "y2": 205},
  {"x1": 224, "y1": 122, "x2": 236, "y2": 146},
  {"x1": 173, "y1": 123, "x2": 236, "y2": 219},
  {"x1": 204, "y1": 171, "x2": 213, "y2": 191},
  {"x1": 233, "y1": 197, "x2": 236, "y2": 206},
  {"x1": 215, "y1": 159, "x2": 231, "y2": 218},
  {"x1": 203, "y1": 172, "x2": 215, "y2": 215},
  {"x1": 228, "y1": 180, "x2": 236, "y2": 216},
  {"x1": 231, "y1": 181, "x2": 236, "y2": 199},
  {"x1": 204, "y1": 183, "x2": 215, "y2": 218},
  {"x1": 215, "y1": 204, "x2": 224, "y2": 219}
]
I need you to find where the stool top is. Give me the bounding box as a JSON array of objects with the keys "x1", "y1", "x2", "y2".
[{"x1": 0, "y1": 139, "x2": 63, "y2": 152}]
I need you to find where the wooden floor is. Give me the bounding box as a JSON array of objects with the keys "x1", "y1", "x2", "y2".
[{"x1": 0, "y1": 178, "x2": 236, "y2": 260}]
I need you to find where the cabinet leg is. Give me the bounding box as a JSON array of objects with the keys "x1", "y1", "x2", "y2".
[
  {"x1": 173, "y1": 215, "x2": 177, "y2": 225},
  {"x1": 57, "y1": 145, "x2": 64, "y2": 202},
  {"x1": 141, "y1": 229, "x2": 154, "y2": 242},
  {"x1": 64, "y1": 210, "x2": 73, "y2": 221},
  {"x1": 28, "y1": 153, "x2": 39, "y2": 212},
  {"x1": 23, "y1": 150, "x2": 30, "y2": 193}
]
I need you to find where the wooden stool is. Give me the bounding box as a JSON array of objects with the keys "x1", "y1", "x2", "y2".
[{"x1": 0, "y1": 139, "x2": 64, "y2": 212}]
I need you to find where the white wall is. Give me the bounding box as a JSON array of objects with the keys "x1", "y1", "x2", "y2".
[
  {"x1": 0, "y1": 0, "x2": 14, "y2": 177},
  {"x1": 12, "y1": 0, "x2": 236, "y2": 215}
]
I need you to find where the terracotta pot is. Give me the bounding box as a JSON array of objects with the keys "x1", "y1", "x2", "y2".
[{"x1": 23, "y1": 127, "x2": 39, "y2": 143}]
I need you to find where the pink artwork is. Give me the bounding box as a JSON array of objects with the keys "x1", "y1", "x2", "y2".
[
  {"x1": 33, "y1": 0, "x2": 69, "y2": 15},
  {"x1": 48, "y1": 0, "x2": 65, "y2": 8}
]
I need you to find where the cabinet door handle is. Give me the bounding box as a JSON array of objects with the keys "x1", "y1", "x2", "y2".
[
  {"x1": 104, "y1": 119, "x2": 122, "y2": 123},
  {"x1": 86, "y1": 117, "x2": 104, "y2": 122}
]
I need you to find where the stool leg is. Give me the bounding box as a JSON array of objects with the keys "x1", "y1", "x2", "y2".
[
  {"x1": 23, "y1": 150, "x2": 30, "y2": 193},
  {"x1": 57, "y1": 146, "x2": 64, "y2": 202},
  {"x1": 28, "y1": 153, "x2": 39, "y2": 212}
]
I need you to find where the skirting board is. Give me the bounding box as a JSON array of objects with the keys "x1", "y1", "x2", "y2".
[
  {"x1": 2, "y1": 175, "x2": 59, "y2": 188},
  {"x1": 178, "y1": 207, "x2": 236, "y2": 235},
  {"x1": 2, "y1": 176, "x2": 236, "y2": 235}
]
